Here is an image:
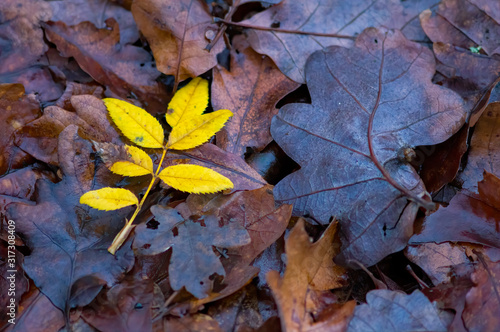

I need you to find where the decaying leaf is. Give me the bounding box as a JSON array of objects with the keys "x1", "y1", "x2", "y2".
[
  {"x1": 212, "y1": 36, "x2": 300, "y2": 158},
  {"x1": 134, "y1": 205, "x2": 250, "y2": 298},
  {"x1": 0, "y1": 84, "x2": 40, "y2": 175},
  {"x1": 463, "y1": 256, "x2": 500, "y2": 331},
  {"x1": 159, "y1": 164, "x2": 233, "y2": 194},
  {"x1": 6, "y1": 125, "x2": 135, "y2": 311},
  {"x1": 267, "y1": 219, "x2": 350, "y2": 332},
  {"x1": 242, "y1": 0, "x2": 440, "y2": 82},
  {"x1": 43, "y1": 19, "x2": 169, "y2": 114},
  {"x1": 131, "y1": 0, "x2": 225, "y2": 80},
  {"x1": 411, "y1": 172, "x2": 500, "y2": 248},
  {"x1": 271, "y1": 27, "x2": 465, "y2": 265},
  {"x1": 347, "y1": 289, "x2": 452, "y2": 331},
  {"x1": 15, "y1": 95, "x2": 121, "y2": 165}
]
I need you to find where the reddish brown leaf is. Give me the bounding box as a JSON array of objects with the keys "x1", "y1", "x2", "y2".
[
  {"x1": 459, "y1": 102, "x2": 500, "y2": 191},
  {"x1": 6, "y1": 126, "x2": 135, "y2": 311},
  {"x1": 163, "y1": 143, "x2": 267, "y2": 192},
  {"x1": 212, "y1": 36, "x2": 299, "y2": 158},
  {"x1": 411, "y1": 172, "x2": 500, "y2": 248},
  {"x1": 463, "y1": 256, "x2": 500, "y2": 331},
  {"x1": 431, "y1": 43, "x2": 500, "y2": 124},
  {"x1": 418, "y1": 123, "x2": 469, "y2": 194},
  {"x1": 0, "y1": 84, "x2": 40, "y2": 175},
  {"x1": 405, "y1": 242, "x2": 474, "y2": 285},
  {"x1": 421, "y1": 0, "x2": 500, "y2": 55},
  {"x1": 271, "y1": 28, "x2": 465, "y2": 265},
  {"x1": 15, "y1": 95, "x2": 121, "y2": 165},
  {"x1": 82, "y1": 274, "x2": 155, "y2": 332},
  {"x1": 347, "y1": 289, "x2": 452, "y2": 331},
  {"x1": 131, "y1": 0, "x2": 225, "y2": 81},
  {"x1": 267, "y1": 219, "x2": 349, "y2": 332},
  {"x1": 242, "y1": 0, "x2": 440, "y2": 83},
  {"x1": 43, "y1": 19, "x2": 169, "y2": 114}
]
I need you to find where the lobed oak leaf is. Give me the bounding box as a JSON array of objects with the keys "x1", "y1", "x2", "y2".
[
  {"x1": 271, "y1": 28, "x2": 466, "y2": 265},
  {"x1": 242, "y1": 0, "x2": 441, "y2": 83},
  {"x1": 158, "y1": 164, "x2": 233, "y2": 194},
  {"x1": 267, "y1": 219, "x2": 351, "y2": 332},
  {"x1": 103, "y1": 98, "x2": 164, "y2": 148},
  {"x1": 166, "y1": 109, "x2": 233, "y2": 150},
  {"x1": 80, "y1": 187, "x2": 139, "y2": 211},
  {"x1": 109, "y1": 145, "x2": 154, "y2": 177},
  {"x1": 166, "y1": 77, "x2": 209, "y2": 128},
  {"x1": 134, "y1": 205, "x2": 250, "y2": 298}
]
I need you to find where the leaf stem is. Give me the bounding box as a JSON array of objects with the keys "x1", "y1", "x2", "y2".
[
  {"x1": 108, "y1": 147, "x2": 168, "y2": 254},
  {"x1": 213, "y1": 18, "x2": 356, "y2": 40}
]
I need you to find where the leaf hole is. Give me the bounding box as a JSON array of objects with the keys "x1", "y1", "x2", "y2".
[
  {"x1": 134, "y1": 303, "x2": 143, "y2": 309},
  {"x1": 271, "y1": 21, "x2": 280, "y2": 28},
  {"x1": 147, "y1": 219, "x2": 159, "y2": 229},
  {"x1": 172, "y1": 227, "x2": 179, "y2": 237},
  {"x1": 374, "y1": 39, "x2": 378, "y2": 44}
]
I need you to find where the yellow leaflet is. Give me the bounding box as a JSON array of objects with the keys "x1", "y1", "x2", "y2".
[
  {"x1": 109, "y1": 145, "x2": 154, "y2": 177},
  {"x1": 166, "y1": 77, "x2": 209, "y2": 128},
  {"x1": 167, "y1": 109, "x2": 233, "y2": 150},
  {"x1": 103, "y1": 98, "x2": 164, "y2": 148},
  {"x1": 80, "y1": 187, "x2": 138, "y2": 211},
  {"x1": 158, "y1": 164, "x2": 233, "y2": 194}
]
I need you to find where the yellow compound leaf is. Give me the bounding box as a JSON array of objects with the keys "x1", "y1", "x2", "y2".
[
  {"x1": 166, "y1": 77, "x2": 208, "y2": 128},
  {"x1": 109, "y1": 145, "x2": 154, "y2": 177},
  {"x1": 158, "y1": 164, "x2": 233, "y2": 194},
  {"x1": 103, "y1": 98, "x2": 164, "y2": 148},
  {"x1": 167, "y1": 109, "x2": 233, "y2": 150},
  {"x1": 80, "y1": 188, "x2": 138, "y2": 211}
]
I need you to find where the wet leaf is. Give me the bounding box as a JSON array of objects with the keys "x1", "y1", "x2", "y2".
[
  {"x1": 271, "y1": 28, "x2": 465, "y2": 265},
  {"x1": 411, "y1": 171, "x2": 500, "y2": 248},
  {"x1": 212, "y1": 36, "x2": 299, "y2": 158}
]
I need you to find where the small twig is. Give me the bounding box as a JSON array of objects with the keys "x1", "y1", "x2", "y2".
[
  {"x1": 213, "y1": 18, "x2": 356, "y2": 40},
  {"x1": 406, "y1": 265, "x2": 429, "y2": 289}
]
